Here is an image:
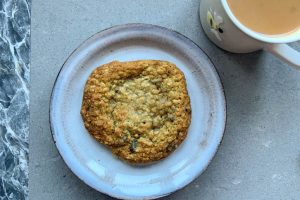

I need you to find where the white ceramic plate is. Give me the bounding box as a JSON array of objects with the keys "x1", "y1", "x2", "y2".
[{"x1": 50, "y1": 24, "x2": 226, "y2": 200}]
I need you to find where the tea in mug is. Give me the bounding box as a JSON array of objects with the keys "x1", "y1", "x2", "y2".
[{"x1": 227, "y1": 0, "x2": 300, "y2": 35}]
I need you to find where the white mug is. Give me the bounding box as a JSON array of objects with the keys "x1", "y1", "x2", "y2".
[{"x1": 199, "y1": 0, "x2": 300, "y2": 70}]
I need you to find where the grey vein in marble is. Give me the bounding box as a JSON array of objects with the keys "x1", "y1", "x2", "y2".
[{"x1": 0, "y1": 0, "x2": 30, "y2": 199}]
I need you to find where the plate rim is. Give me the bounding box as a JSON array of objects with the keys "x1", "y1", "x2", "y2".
[{"x1": 49, "y1": 23, "x2": 227, "y2": 200}]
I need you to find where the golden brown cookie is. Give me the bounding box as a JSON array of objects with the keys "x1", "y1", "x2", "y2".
[{"x1": 81, "y1": 60, "x2": 191, "y2": 163}]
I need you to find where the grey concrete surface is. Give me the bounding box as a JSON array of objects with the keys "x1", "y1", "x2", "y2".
[{"x1": 30, "y1": 0, "x2": 300, "y2": 199}]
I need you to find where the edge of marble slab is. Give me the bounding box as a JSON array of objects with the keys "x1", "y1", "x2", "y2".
[{"x1": 0, "y1": 0, "x2": 31, "y2": 199}]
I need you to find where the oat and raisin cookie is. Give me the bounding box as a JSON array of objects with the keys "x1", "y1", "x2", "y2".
[{"x1": 81, "y1": 60, "x2": 191, "y2": 163}]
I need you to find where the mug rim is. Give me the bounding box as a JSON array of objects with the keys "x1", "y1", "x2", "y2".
[{"x1": 221, "y1": 0, "x2": 300, "y2": 44}]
